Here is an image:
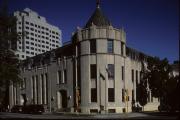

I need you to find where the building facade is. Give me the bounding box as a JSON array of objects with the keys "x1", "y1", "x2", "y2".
[
  {"x1": 14, "y1": 8, "x2": 62, "y2": 60},
  {"x1": 9, "y1": 3, "x2": 159, "y2": 113}
]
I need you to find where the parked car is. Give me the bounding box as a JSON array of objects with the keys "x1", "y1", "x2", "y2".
[
  {"x1": 11, "y1": 105, "x2": 23, "y2": 113},
  {"x1": 158, "y1": 104, "x2": 170, "y2": 112},
  {"x1": 22, "y1": 104, "x2": 44, "y2": 114},
  {"x1": 132, "y1": 106, "x2": 142, "y2": 112}
]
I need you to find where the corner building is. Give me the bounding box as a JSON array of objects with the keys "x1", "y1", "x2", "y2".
[{"x1": 9, "y1": 3, "x2": 159, "y2": 113}]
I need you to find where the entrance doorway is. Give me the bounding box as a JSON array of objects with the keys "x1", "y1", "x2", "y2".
[{"x1": 57, "y1": 90, "x2": 67, "y2": 110}]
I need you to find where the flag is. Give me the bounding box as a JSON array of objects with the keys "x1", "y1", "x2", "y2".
[{"x1": 100, "y1": 73, "x2": 105, "y2": 80}]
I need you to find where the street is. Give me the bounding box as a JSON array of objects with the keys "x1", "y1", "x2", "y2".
[{"x1": 0, "y1": 112, "x2": 179, "y2": 120}]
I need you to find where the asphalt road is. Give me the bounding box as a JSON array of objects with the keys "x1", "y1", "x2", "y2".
[{"x1": 0, "y1": 112, "x2": 179, "y2": 120}]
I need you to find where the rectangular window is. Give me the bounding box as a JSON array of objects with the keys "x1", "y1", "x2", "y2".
[
  {"x1": 107, "y1": 64, "x2": 114, "y2": 80},
  {"x1": 136, "y1": 70, "x2": 138, "y2": 84},
  {"x1": 108, "y1": 88, "x2": 115, "y2": 102},
  {"x1": 36, "y1": 75, "x2": 39, "y2": 103},
  {"x1": 64, "y1": 69, "x2": 67, "y2": 83},
  {"x1": 107, "y1": 39, "x2": 113, "y2": 53},
  {"x1": 121, "y1": 42, "x2": 124, "y2": 55},
  {"x1": 122, "y1": 66, "x2": 124, "y2": 80},
  {"x1": 90, "y1": 64, "x2": 97, "y2": 79},
  {"x1": 90, "y1": 109, "x2": 98, "y2": 113},
  {"x1": 77, "y1": 43, "x2": 81, "y2": 56},
  {"x1": 90, "y1": 40, "x2": 96, "y2": 53},
  {"x1": 41, "y1": 74, "x2": 45, "y2": 104},
  {"x1": 132, "y1": 90, "x2": 134, "y2": 101},
  {"x1": 132, "y1": 69, "x2": 134, "y2": 82},
  {"x1": 91, "y1": 88, "x2": 97, "y2": 102},
  {"x1": 108, "y1": 109, "x2": 116, "y2": 113},
  {"x1": 21, "y1": 78, "x2": 26, "y2": 89},
  {"x1": 45, "y1": 73, "x2": 48, "y2": 104},
  {"x1": 57, "y1": 70, "x2": 61, "y2": 84},
  {"x1": 122, "y1": 89, "x2": 125, "y2": 102}
]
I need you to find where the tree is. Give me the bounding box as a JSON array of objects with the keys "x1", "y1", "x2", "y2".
[
  {"x1": 166, "y1": 75, "x2": 180, "y2": 112},
  {"x1": 136, "y1": 82, "x2": 148, "y2": 110},
  {"x1": 0, "y1": 0, "x2": 21, "y2": 110},
  {"x1": 145, "y1": 57, "x2": 180, "y2": 112},
  {"x1": 145, "y1": 57, "x2": 171, "y2": 98},
  {"x1": 136, "y1": 60, "x2": 149, "y2": 111}
]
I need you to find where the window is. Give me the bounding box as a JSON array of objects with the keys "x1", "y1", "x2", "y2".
[
  {"x1": 90, "y1": 109, "x2": 98, "y2": 113},
  {"x1": 91, "y1": 88, "x2": 97, "y2": 102},
  {"x1": 132, "y1": 69, "x2": 134, "y2": 82},
  {"x1": 108, "y1": 109, "x2": 116, "y2": 113},
  {"x1": 30, "y1": 47, "x2": 34, "y2": 50},
  {"x1": 90, "y1": 40, "x2": 96, "y2": 53},
  {"x1": 122, "y1": 66, "x2": 124, "y2": 80},
  {"x1": 57, "y1": 70, "x2": 61, "y2": 84},
  {"x1": 136, "y1": 70, "x2": 138, "y2": 84},
  {"x1": 26, "y1": 21, "x2": 29, "y2": 25},
  {"x1": 77, "y1": 43, "x2": 81, "y2": 56},
  {"x1": 107, "y1": 39, "x2": 113, "y2": 53},
  {"x1": 30, "y1": 28, "x2": 34, "y2": 31},
  {"x1": 31, "y1": 33, "x2": 34, "y2": 36},
  {"x1": 64, "y1": 69, "x2": 67, "y2": 83},
  {"x1": 108, "y1": 88, "x2": 115, "y2": 102},
  {"x1": 121, "y1": 42, "x2": 124, "y2": 55},
  {"x1": 107, "y1": 64, "x2": 114, "y2": 80},
  {"x1": 90, "y1": 64, "x2": 97, "y2": 79},
  {"x1": 122, "y1": 89, "x2": 125, "y2": 102},
  {"x1": 21, "y1": 78, "x2": 26, "y2": 89},
  {"x1": 30, "y1": 23, "x2": 34, "y2": 26},
  {"x1": 132, "y1": 90, "x2": 134, "y2": 101}
]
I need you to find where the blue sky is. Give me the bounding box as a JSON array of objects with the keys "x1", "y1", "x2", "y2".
[{"x1": 3, "y1": 0, "x2": 179, "y2": 63}]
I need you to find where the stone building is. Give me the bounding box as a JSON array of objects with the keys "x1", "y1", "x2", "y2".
[{"x1": 9, "y1": 2, "x2": 159, "y2": 113}]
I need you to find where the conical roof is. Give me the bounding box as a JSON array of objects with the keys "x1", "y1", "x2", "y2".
[{"x1": 84, "y1": 6, "x2": 111, "y2": 28}]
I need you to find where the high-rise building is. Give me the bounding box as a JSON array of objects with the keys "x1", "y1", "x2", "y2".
[{"x1": 14, "y1": 8, "x2": 62, "y2": 60}]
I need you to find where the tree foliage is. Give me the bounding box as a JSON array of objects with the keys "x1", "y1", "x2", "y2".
[
  {"x1": 145, "y1": 56, "x2": 179, "y2": 112},
  {"x1": 145, "y1": 57, "x2": 171, "y2": 98},
  {"x1": 0, "y1": 0, "x2": 21, "y2": 108},
  {"x1": 136, "y1": 79, "x2": 148, "y2": 107},
  {"x1": 136, "y1": 61, "x2": 149, "y2": 108}
]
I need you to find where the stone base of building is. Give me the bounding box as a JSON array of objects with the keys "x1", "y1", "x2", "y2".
[
  {"x1": 80, "y1": 106, "x2": 133, "y2": 114},
  {"x1": 144, "y1": 102, "x2": 160, "y2": 111}
]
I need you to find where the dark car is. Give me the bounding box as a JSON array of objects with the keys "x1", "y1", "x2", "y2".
[
  {"x1": 158, "y1": 104, "x2": 170, "y2": 112},
  {"x1": 22, "y1": 104, "x2": 44, "y2": 114},
  {"x1": 11, "y1": 105, "x2": 23, "y2": 113}
]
